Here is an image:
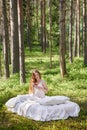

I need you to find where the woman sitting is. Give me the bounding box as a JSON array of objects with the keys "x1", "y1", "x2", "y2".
[{"x1": 5, "y1": 69, "x2": 80, "y2": 121}]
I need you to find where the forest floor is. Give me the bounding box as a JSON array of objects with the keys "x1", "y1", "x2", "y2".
[{"x1": 0, "y1": 47, "x2": 87, "y2": 130}]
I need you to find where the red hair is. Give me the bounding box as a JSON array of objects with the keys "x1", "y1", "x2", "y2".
[{"x1": 29, "y1": 70, "x2": 41, "y2": 94}]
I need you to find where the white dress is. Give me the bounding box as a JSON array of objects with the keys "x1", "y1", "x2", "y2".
[{"x1": 5, "y1": 80, "x2": 80, "y2": 121}]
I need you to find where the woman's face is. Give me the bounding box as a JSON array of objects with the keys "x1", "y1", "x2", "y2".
[{"x1": 34, "y1": 72, "x2": 40, "y2": 81}]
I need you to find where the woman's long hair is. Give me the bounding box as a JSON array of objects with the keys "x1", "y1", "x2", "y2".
[{"x1": 29, "y1": 70, "x2": 41, "y2": 94}]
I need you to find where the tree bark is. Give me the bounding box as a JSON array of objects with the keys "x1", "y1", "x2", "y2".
[
  {"x1": 10, "y1": 0, "x2": 19, "y2": 73},
  {"x1": 36, "y1": 0, "x2": 39, "y2": 43},
  {"x1": 1, "y1": 0, "x2": 10, "y2": 78},
  {"x1": 43, "y1": 0, "x2": 46, "y2": 53},
  {"x1": 40, "y1": 0, "x2": 43, "y2": 51},
  {"x1": 40, "y1": 0, "x2": 46, "y2": 53},
  {"x1": 0, "y1": 44, "x2": 2, "y2": 76},
  {"x1": 73, "y1": 3, "x2": 77, "y2": 57},
  {"x1": 77, "y1": 0, "x2": 80, "y2": 57},
  {"x1": 48, "y1": 0, "x2": 52, "y2": 68},
  {"x1": 69, "y1": 0, "x2": 73, "y2": 63},
  {"x1": 17, "y1": 0, "x2": 26, "y2": 84},
  {"x1": 26, "y1": 0, "x2": 32, "y2": 51},
  {"x1": 59, "y1": 0, "x2": 66, "y2": 77},
  {"x1": 83, "y1": 0, "x2": 87, "y2": 64}
]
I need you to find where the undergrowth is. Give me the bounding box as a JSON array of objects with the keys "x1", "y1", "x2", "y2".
[{"x1": 0, "y1": 47, "x2": 87, "y2": 130}]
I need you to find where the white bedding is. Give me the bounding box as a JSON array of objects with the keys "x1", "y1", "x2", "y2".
[{"x1": 5, "y1": 94, "x2": 80, "y2": 121}]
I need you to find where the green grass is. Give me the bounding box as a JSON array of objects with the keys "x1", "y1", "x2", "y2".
[{"x1": 0, "y1": 47, "x2": 87, "y2": 130}]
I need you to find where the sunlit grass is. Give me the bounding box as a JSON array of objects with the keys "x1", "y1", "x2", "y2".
[{"x1": 0, "y1": 47, "x2": 87, "y2": 129}]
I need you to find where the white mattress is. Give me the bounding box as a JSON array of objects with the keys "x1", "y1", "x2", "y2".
[{"x1": 5, "y1": 94, "x2": 80, "y2": 121}]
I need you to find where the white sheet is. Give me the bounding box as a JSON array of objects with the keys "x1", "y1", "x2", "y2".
[{"x1": 5, "y1": 94, "x2": 80, "y2": 121}]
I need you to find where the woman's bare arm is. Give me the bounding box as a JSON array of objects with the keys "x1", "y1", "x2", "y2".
[{"x1": 42, "y1": 81, "x2": 48, "y2": 93}]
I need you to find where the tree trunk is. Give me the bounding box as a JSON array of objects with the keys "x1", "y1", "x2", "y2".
[
  {"x1": 40, "y1": 0, "x2": 43, "y2": 51},
  {"x1": 27, "y1": 0, "x2": 32, "y2": 51},
  {"x1": 0, "y1": 44, "x2": 2, "y2": 76},
  {"x1": 0, "y1": 18, "x2": 2, "y2": 77},
  {"x1": 10, "y1": 0, "x2": 19, "y2": 73},
  {"x1": 73, "y1": 4, "x2": 77, "y2": 57},
  {"x1": 1, "y1": 0, "x2": 9, "y2": 78},
  {"x1": 59, "y1": 0, "x2": 66, "y2": 77},
  {"x1": 69, "y1": 0, "x2": 73, "y2": 63},
  {"x1": 40, "y1": 0, "x2": 46, "y2": 53},
  {"x1": 83, "y1": 0, "x2": 87, "y2": 64},
  {"x1": 43, "y1": 0, "x2": 46, "y2": 53},
  {"x1": 48, "y1": 0, "x2": 52, "y2": 68},
  {"x1": 36, "y1": 0, "x2": 39, "y2": 43},
  {"x1": 17, "y1": 0, "x2": 26, "y2": 84},
  {"x1": 77, "y1": 0, "x2": 80, "y2": 57}
]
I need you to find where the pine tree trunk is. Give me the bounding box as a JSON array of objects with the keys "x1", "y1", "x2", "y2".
[
  {"x1": 43, "y1": 0, "x2": 46, "y2": 53},
  {"x1": 17, "y1": 0, "x2": 26, "y2": 84},
  {"x1": 83, "y1": 0, "x2": 87, "y2": 64},
  {"x1": 69, "y1": 0, "x2": 73, "y2": 63},
  {"x1": 73, "y1": 2, "x2": 77, "y2": 57},
  {"x1": 27, "y1": 0, "x2": 32, "y2": 51},
  {"x1": 1, "y1": 0, "x2": 9, "y2": 78},
  {"x1": 40, "y1": 0, "x2": 46, "y2": 53},
  {"x1": 59, "y1": 0, "x2": 66, "y2": 77},
  {"x1": 48, "y1": 0, "x2": 52, "y2": 68},
  {"x1": 36, "y1": 0, "x2": 39, "y2": 43},
  {"x1": 0, "y1": 44, "x2": 2, "y2": 76},
  {"x1": 10, "y1": 0, "x2": 19, "y2": 73},
  {"x1": 77, "y1": 0, "x2": 80, "y2": 57},
  {"x1": 0, "y1": 19, "x2": 2, "y2": 77},
  {"x1": 40, "y1": 0, "x2": 43, "y2": 51}
]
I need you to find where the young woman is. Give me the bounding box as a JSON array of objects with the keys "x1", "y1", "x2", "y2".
[
  {"x1": 5, "y1": 69, "x2": 80, "y2": 121},
  {"x1": 29, "y1": 70, "x2": 48, "y2": 97}
]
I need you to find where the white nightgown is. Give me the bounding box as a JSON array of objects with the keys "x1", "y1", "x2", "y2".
[{"x1": 5, "y1": 80, "x2": 80, "y2": 121}]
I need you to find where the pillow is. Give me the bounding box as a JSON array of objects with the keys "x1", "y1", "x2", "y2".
[
  {"x1": 5, "y1": 97, "x2": 17, "y2": 108},
  {"x1": 40, "y1": 96, "x2": 70, "y2": 106}
]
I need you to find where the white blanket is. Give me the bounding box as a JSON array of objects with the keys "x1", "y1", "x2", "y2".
[{"x1": 5, "y1": 94, "x2": 80, "y2": 121}]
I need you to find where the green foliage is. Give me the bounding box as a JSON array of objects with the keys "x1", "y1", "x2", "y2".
[{"x1": 0, "y1": 47, "x2": 87, "y2": 129}]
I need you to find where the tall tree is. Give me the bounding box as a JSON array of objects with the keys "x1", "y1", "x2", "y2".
[
  {"x1": 26, "y1": 0, "x2": 32, "y2": 51},
  {"x1": 10, "y1": 0, "x2": 19, "y2": 73},
  {"x1": 59, "y1": 0, "x2": 66, "y2": 77},
  {"x1": 0, "y1": 1, "x2": 2, "y2": 19},
  {"x1": 0, "y1": 43, "x2": 2, "y2": 77},
  {"x1": 69, "y1": 0, "x2": 73, "y2": 63},
  {"x1": 1, "y1": 0, "x2": 9, "y2": 78},
  {"x1": 83, "y1": 0, "x2": 87, "y2": 64},
  {"x1": 76, "y1": 0, "x2": 80, "y2": 57},
  {"x1": 48, "y1": 0, "x2": 52, "y2": 68},
  {"x1": 35, "y1": 0, "x2": 39, "y2": 42},
  {"x1": 40, "y1": 0, "x2": 46, "y2": 53},
  {"x1": 40, "y1": 0, "x2": 43, "y2": 51},
  {"x1": 17, "y1": 0, "x2": 26, "y2": 84},
  {"x1": 43, "y1": 0, "x2": 46, "y2": 53},
  {"x1": 73, "y1": 1, "x2": 77, "y2": 57},
  {"x1": 0, "y1": 4, "x2": 2, "y2": 77}
]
